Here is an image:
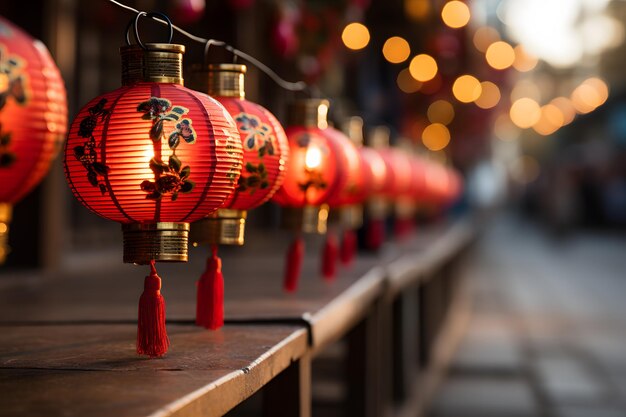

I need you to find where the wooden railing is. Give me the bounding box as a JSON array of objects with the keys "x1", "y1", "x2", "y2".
[{"x1": 0, "y1": 216, "x2": 476, "y2": 417}]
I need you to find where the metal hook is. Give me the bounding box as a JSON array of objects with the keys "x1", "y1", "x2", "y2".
[{"x1": 125, "y1": 11, "x2": 174, "y2": 49}]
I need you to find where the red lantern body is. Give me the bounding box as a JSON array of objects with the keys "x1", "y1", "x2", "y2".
[
  {"x1": 65, "y1": 83, "x2": 241, "y2": 223},
  {"x1": 360, "y1": 147, "x2": 389, "y2": 198},
  {"x1": 325, "y1": 128, "x2": 370, "y2": 208},
  {"x1": 379, "y1": 148, "x2": 413, "y2": 199},
  {"x1": 64, "y1": 44, "x2": 242, "y2": 263},
  {"x1": 410, "y1": 157, "x2": 429, "y2": 203},
  {"x1": 272, "y1": 125, "x2": 345, "y2": 210},
  {"x1": 0, "y1": 16, "x2": 67, "y2": 262}
]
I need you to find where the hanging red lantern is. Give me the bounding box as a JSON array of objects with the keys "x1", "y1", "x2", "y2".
[
  {"x1": 388, "y1": 144, "x2": 417, "y2": 240},
  {"x1": 272, "y1": 99, "x2": 347, "y2": 291},
  {"x1": 63, "y1": 19, "x2": 243, "y2": 357},
  {"x1": 362, "y1": 126, "x2": 395, "y2": 250},
  {"x1": 318, "y1": 123, "x2": 366, "y2": 279},
  {"x1": 0, "y1": 16, "x2": 67, "y2": 263},
  {"x1": 188, "y1": 63, "x2": 289, "y2": 330},
  {"x1": 325, "y1": 117, "x2": 371, "y2": 270}
]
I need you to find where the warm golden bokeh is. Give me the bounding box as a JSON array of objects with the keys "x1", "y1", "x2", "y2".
[
  {"x1": 452, "y1": 75, "x2": 482, "y2": 103},
  {"x1": 512, "y1": 45, "x2": 539, "y2": 72},
  {"x1": 533, "y1": 104, "x2": 564, "y2": 136},
  {"x1": 405, "y1": 0, "x2": 431, "y2": 21},
  {"x1": 383, "y1": 37, "x2": 411, "y2": 64},
  {"x1": 475, "y1": 81, "x2": 501, "y2": 109},
  {"x1": 473, "y1": 27, "x2": 501, "y2": 52},
  {"x1": 485, "y1": 41, "x2": 516, "y2": 70},
  {"x1": 397, "y1": 68, "x2": 422, "y2": 93},
  {"x1": 427, "y1": 100, "x2": 455, "y2": 125},
  {"x1": 409, "y1": 54, "x2": 438, "y2": 82},
  {"x1": 341, "y1": 23, "x2": 370, "y2": 50},
  {"x1": 571, "y1": 83, "x2": 602, "y2": 114},
  {"x1": 422, "y1": 123, "x2": 451, "y2": 151},
  {"x1": 583, "y1": 77, "x2": 609, "y2": 105},
  {"x1": 441, "y1": 1, "x2": 471, "y2": 29},
  {"x1": 550, "y1": 97, "x2": 576, "y2": 125},
  {"x1": 510, "y1": 97, "x2": 541, "y2": 129}
]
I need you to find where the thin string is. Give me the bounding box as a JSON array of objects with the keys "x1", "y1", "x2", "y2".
[{"x1": 108, "y1": 0, "x2": 308, "y2": 92}]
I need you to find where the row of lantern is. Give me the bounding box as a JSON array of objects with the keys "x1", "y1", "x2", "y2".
[{"x1": 0, "y1": 15, "x2": 462, "y2": 358}]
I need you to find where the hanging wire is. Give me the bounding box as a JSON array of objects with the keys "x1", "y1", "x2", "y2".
[{"x1": 107, "y1": 0, "x2": 308, "y2": 93}]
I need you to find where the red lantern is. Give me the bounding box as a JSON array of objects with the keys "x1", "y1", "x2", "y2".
[
  {"x1": 326, "y1": 117, "x2": 372, "y2": 269},
  {"x1": 64, "y1": 41, "x2": 242, "y2": 357},
  {"x1": 272, "y1": 99, "x2": 348, "y2": 291},
  {"x1": 188, "y1": 64, "x2": 289, "y2": 330},
  {"x1": 386, "y1": 145, "x2": 417, "y2": 240},
  {"x1": 0, "y1": 16, "x2": 67, "y2": 263},
  {"x1": 362, "y1": 126, "x2": 396, "y2": 250},
  {"x1": 318, "y1": 124, "x2": 366, "y2": 279}
]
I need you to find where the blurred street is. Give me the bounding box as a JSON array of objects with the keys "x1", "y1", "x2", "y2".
[{"x1": 429, "y1": 214, "x2": 626, "y2": 417}]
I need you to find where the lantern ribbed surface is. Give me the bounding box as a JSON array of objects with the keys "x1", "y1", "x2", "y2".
[
  {"x1": 324, "y1": 128, "x2": 370, "y2": 207},
  {"x1": 216, "y1": 96, "x2": 289, "y2": 210},
  {"x1": 0, "y1": 16, "x2": 67, "y2": 204},
  {"x1": 272, "y1": 126, "x2": 346, "y2": 207},
  {"x1": 64, "y1": 82, "x2": 242, "y2": 224}
]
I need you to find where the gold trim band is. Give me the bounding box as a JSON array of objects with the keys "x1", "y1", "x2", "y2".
[{"x1": 122, "y1": 222, "x2": 190, "y2": 264}]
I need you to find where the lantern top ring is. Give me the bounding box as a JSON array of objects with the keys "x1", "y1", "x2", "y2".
[{"x1": 125, "y1": 11, "x2": 174, "y2": 50}]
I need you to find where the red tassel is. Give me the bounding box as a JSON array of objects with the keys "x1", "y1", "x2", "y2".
[
  {"x1": 366, "y1": 218, "x2": 385, "y2": 251},
  {"x1": 321, "y1": 231, "x2": 338, "y2": 280},
  {"x1": 196, "y1": 245, "x2": 224, "y2": 330},
  {"x1": 283, "y1": 236, "x2": 304, "y2": 293},
  {"x1": 340, "y1": 229, "x2": 357, "y2": 265},
  {"x1": 394, "y1": 218, "x2": 414, "y2": 240},
  {"x1": 137, "y1": 260, "x2": 169, "y2": 358}
]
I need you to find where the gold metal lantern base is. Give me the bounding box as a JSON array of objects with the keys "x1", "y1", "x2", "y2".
[
  {"x1": 395, "y1": 198, "x2": 417, "y2": 219},
  {"x1": 282, "y1": 204, "x2": 329, "y2": 234},
  {"x1": 189, "y1": 209, "x2": 247, "y2": 246},
  {"x1": 0, "y1": 203, "x2": 12, "y2": 264},
  {"x1": 122, "y1": 222, "x2": 190, "y2": 264},
  {"x1": 340, "y1": 205, "x2": 364, "y2": 230},
  {"x1": 367, "y1": 198, "x2": 390, "y2": 220}
]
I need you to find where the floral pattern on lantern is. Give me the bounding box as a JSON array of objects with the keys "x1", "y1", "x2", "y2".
[
  {"x1": 202, "y1": 99, "x2": 288, "y2": 210},
  {"x1": 65, "y1": 83, "x2": 242, "y2": 226}
]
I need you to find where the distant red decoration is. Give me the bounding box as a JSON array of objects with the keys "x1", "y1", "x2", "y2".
[
  {"x1": 64, "y1": 40, "x2": 242, "y2": 358},
  {"x1": 171, "y1": 0, "x2": 206, "y2": 24},
  {"x1": 0, "y1": 16, "x2": 67, "y2": 263}
]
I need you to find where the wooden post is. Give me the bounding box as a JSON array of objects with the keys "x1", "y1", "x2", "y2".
[
  {"x1": 346, "y1": 302, "x2": 384, "y2": 417},
  {"x1": 263, "y1": 354, "x2": 312, "y2": 417}
]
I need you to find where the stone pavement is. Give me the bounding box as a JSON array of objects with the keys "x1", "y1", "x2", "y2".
[{"x1": 427, "y1": 216, "x2": 626, "y2": 417}]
